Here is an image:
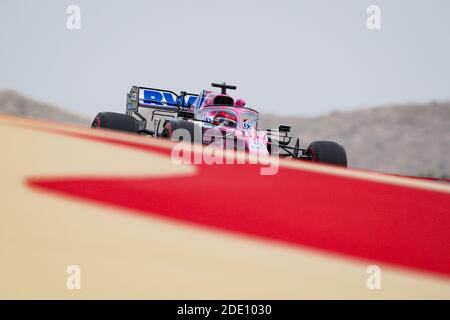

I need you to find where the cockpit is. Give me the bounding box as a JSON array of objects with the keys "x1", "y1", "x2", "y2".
[{"x1": 192, "y1": 83, "x2": 260, "y2": 130}]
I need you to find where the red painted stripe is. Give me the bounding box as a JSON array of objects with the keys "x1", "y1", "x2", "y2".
[
  {"x1": 389, "y1": 173, "x2": 450, "y2": 183},
  {"x1": 27, "y1": 127, "x2": 450, "y2": 277}
]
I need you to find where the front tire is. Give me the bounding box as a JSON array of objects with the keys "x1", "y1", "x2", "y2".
[
  {"x1": 91, "y1": 112, "x2": 138, "y2": 133},
  {"x1": 161, "y1": 120, "x2": 200, "y2": 143},
  {"x1": 307, "y1": 141, "x2": 347, "y2": 167}
]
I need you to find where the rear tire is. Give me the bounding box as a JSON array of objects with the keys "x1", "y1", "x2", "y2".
[
  {"x1": 307, "y1": 141, "x2": 347, "y2": 167},
  {"x1": 92, "y1": 112, "x2": 138, "y2": 133}
]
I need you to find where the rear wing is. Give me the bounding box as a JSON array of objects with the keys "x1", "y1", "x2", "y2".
[{"x1": 126, "y1": 86, "x2": 199, "y2": 113}]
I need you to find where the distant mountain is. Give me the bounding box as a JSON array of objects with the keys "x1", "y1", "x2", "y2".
[
  {"x1": 1, "y1": 89, "x2": 448, "y2": 178},
  {"x1": 259, "y1": 102, "x2": 450, "y2": 178},
  {"x1": 0, "y1": 90, "x2": 90, "y2": 125}
]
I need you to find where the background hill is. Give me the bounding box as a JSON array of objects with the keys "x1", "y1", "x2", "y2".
[
  {"x1": 1, "y1": 90, "x2": 448, "y2": 178},
  {"x1": 0, "y1": 90, "x2": 90, "y2": 125},
  {"x1": 259, "y1": 102, "x2": 450, "y2": 178}
]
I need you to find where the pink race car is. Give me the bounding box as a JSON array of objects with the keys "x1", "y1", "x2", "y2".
[{"x1": 92, "y1": 82, "x2": 347, "y2": 167}]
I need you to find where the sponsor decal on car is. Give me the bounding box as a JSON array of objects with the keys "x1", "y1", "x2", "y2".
[{"x1": 139, "y1": 88, "x2": 198, "y2": 108}]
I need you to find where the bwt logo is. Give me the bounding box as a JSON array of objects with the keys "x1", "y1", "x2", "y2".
[{"x1": 141, "y1": 89, "x2": 197, "y2": 107}]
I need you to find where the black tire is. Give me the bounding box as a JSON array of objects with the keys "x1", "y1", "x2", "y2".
[
  {"x1": 161, "y1": 120, "x2": 200, "y2": 143},
  {"x1": 307, "y1": 141, "x2": 347, "y2": 167},
  {"x1": 91, "y1": 112, "x2": 138, "y2": 133}
]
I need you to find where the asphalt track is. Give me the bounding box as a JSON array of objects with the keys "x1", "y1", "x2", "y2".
[{"x1": 0, "y1": 115, "x2": 449, "y2": 299}]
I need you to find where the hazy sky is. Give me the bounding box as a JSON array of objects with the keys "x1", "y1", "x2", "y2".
[{"x1": 1, "y1": 0, "x2": 449, "y2": 116}]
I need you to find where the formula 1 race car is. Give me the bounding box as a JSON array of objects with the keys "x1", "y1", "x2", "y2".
[{"x1": 91, "y1": 82, "x2": 347, "y2": 167}]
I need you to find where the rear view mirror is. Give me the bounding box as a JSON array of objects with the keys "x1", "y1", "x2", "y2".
[{"x1": 279, "y1": 125, "x2": 291, "y2": 133}]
